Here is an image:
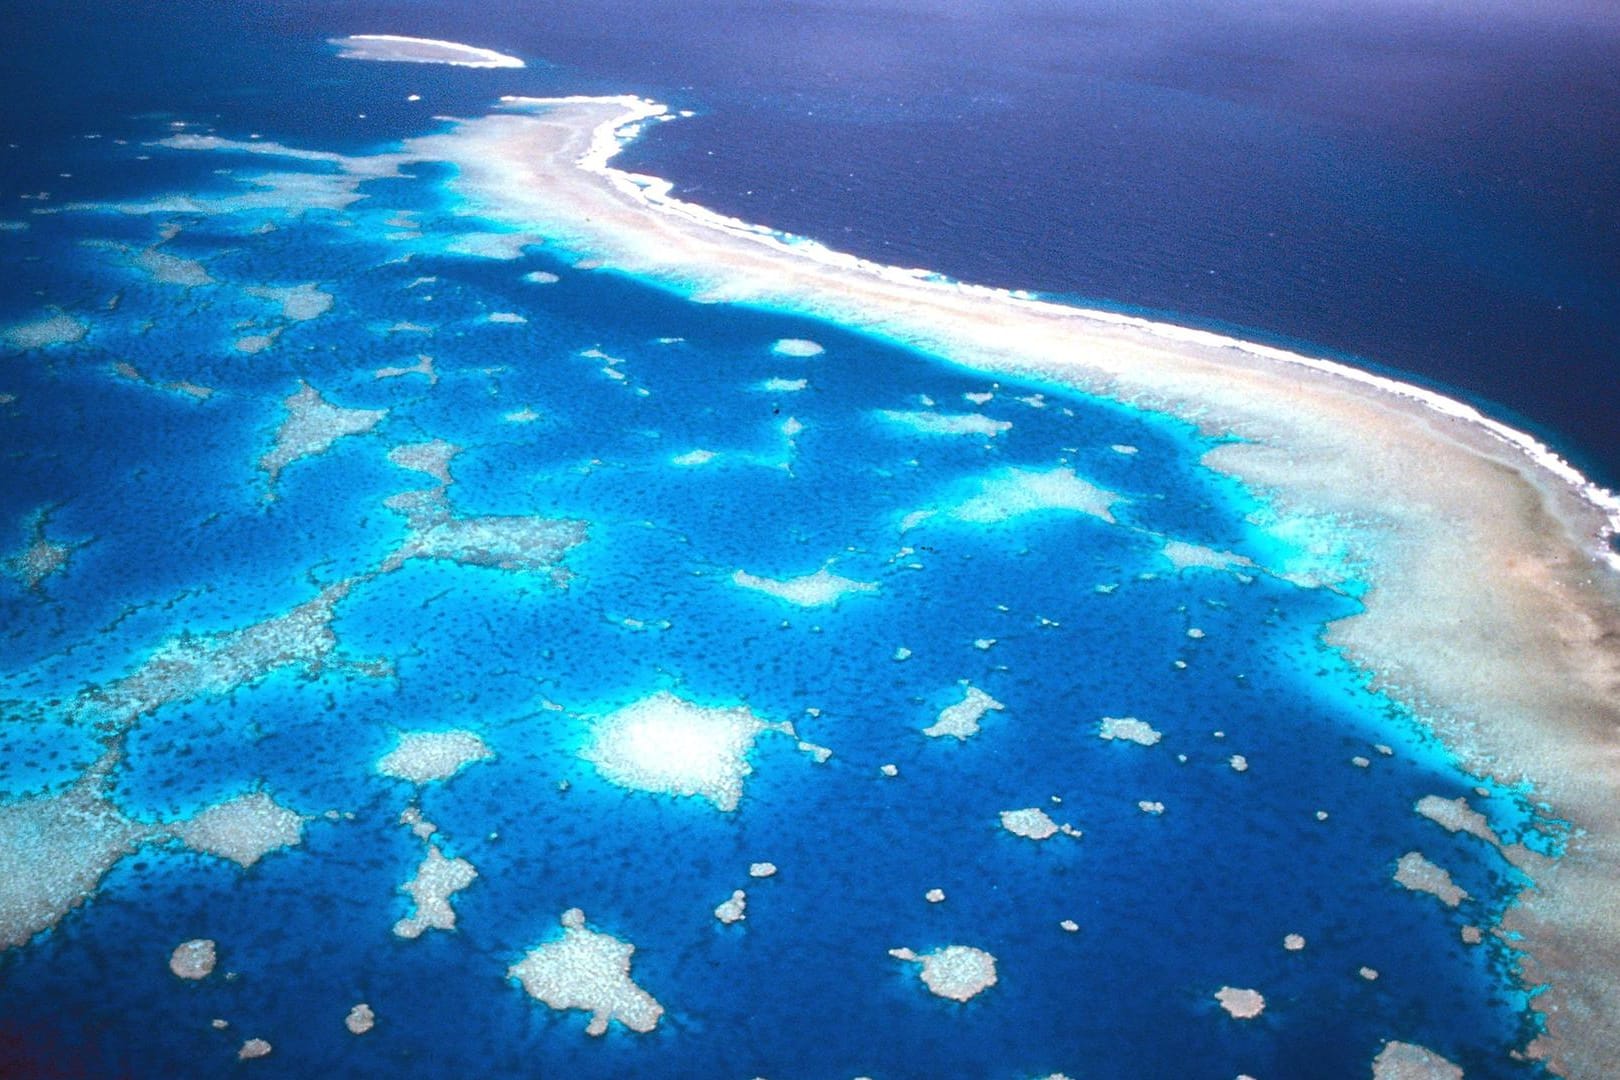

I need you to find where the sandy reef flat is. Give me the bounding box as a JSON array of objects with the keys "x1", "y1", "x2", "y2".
[{"x1": 385, "y1": 95, "x2": 1620, "y2": 1075}]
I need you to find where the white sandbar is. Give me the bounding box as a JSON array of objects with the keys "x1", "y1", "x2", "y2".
[
  {"x1": 237, "y1": 1038, "x2": 272, "y2": 1061},
  {"x1": 508, "y1": 908, "x2": 664, "y2": 1036},
  {"x1": 581, "y1": 691, "x2": 788, "y2": 811},
  {"x1": 1214, "y1": 986, "x2": 1265, "y2": 1019},
  {"x1": 377, "y1": 729, "x2": 493, "y2": 784},
  {"x1": 1371, "y1": 1041, "x2": 1463, "y2": 1080},
  {"x1": 943, "y1": 466, "x2": 1119, "y2": 526},
  {"x1": 169, "y1": 938, "x2": 217, "y2": 979},
  {"x1": 1097, "y1": 716, "x2": 1161, "y2": 746},
  {"x1": 330, "y1": 35, "x2": 524, "y2": 69},
  {"x1": 999, "y1": 808, "x2": 1060, "y2": 841},
  {"x1": 771, "y1": 338, "x2": 823, "y2": 357},
  {"x1": 889, "y1": 945, "x2": 998, "y2": 1003},
  {"x1": 876, "y1": 409, "x2": 1011, "y2": 437},
  {"x1": 749, "y1": 862, "x2": 778, "y2": 878},
  {"x1": 731, "y1": 566, "x2": 878, "y2": 607},
  {"x1": 714, "y1": 889, "x2": 747, "y2": 924},
  {"x1": 345, "y1": 1003, "x2": 375, "y2": 1035},
  {"x1": 923, "y1": 685, "x2": 1005, "y2": 741}
]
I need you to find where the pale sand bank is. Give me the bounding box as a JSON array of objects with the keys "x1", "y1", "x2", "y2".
[
  {"x1": 330, "y1": 35, "x2": 523, "y2": 69},
  {"x1": 388, "y1": 97, "x2": 1620, "y2": 1075}
]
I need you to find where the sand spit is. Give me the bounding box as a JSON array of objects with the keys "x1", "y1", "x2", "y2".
[
  {"x1": 923, "y1": 685, "x2": 1005, "y2": 741},
  {"x1": 1371, "y1": 1041, "x2": 1463, "y2": 1080},
  {"x1": 889, "y1": 945, "x2": 998, "y2": 1003},
  {"x1": 330, "y1": 34, "x2": 525, "y2": 69},
  {"x1": 377, "y1": 98, "x2": 1620, "y2": 1074},
  {"x1": 508, "y1": 908, "x2": 664, "y2": 1036}
]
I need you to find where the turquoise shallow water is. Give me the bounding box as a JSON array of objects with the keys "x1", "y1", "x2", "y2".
[{"x1": 0, "y1": 107, "x2": 1558, "y2": 1078}]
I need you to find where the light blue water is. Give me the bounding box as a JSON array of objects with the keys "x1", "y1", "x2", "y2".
[
  {"x1": 0, "y1": 94, "x2": 1559, "y2": 1078},
  {"x1": 0, "y1": 14, "x2": 1594, "y2": 1075}
]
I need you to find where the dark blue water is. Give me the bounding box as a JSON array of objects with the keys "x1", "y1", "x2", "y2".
[{"x1": 5, "y1": 0, "x2": 1612, "y2": 482}]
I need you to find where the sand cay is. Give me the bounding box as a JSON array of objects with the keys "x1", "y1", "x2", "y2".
[{"x1": 148, "y1": 93, "x2": 1620, "y2": 1075}]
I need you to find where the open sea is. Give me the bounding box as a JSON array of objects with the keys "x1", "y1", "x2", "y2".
[{"x1": 0, "y1": 2, "x2": 1611, "y2": 1077}]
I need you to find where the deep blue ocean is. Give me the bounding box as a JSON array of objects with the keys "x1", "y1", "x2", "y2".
[
  {"x1": 5, "y1": 0, "x2": 1616, "y2": 484},
  {"x1": 0, "y1": 2, "x2": 1606, "y2": 1077}
]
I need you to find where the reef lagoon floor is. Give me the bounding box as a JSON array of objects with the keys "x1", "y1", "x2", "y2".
[{"x1": 2, "y1": 35, "x2": 1619, "y2": 1080}]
